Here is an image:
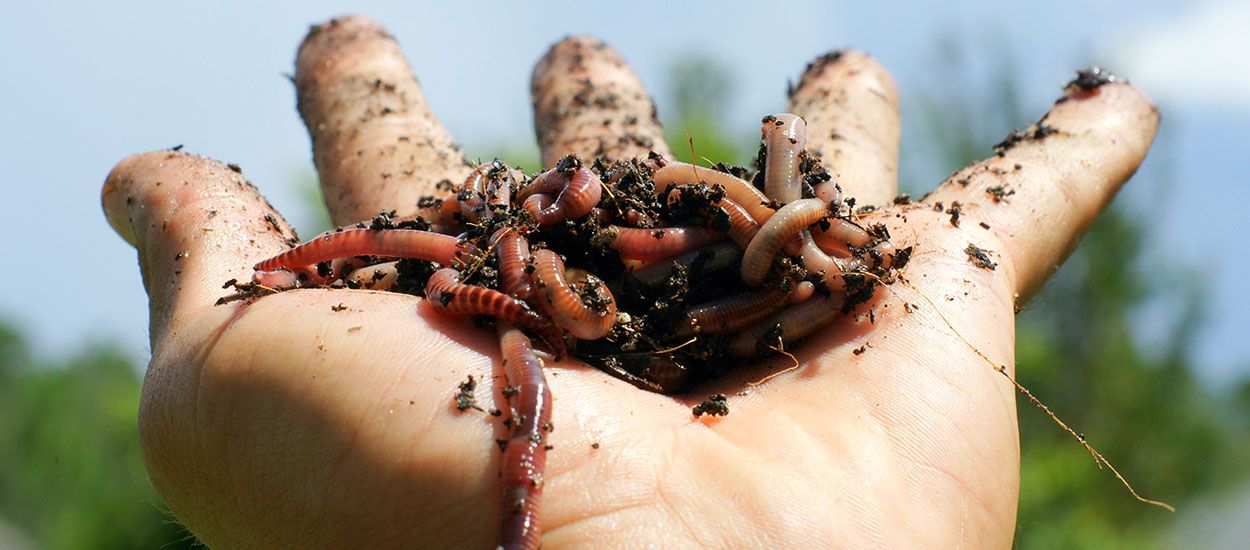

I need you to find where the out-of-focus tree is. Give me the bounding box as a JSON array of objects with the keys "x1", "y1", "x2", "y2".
[{"x1": 0, "y1": 321, "x2": 196, "y2": 549}]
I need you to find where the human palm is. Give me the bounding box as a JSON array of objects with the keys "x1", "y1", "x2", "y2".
[{"x1": 102, "y1": 15, "x2": 1158, "y2": 548}]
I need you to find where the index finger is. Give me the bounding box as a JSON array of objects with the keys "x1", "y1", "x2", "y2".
[{"x1": 924, "y1": 74, "x2": 1159, "y2": 301}]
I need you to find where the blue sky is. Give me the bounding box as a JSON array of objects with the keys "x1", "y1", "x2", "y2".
[{"x1": 1, "y1": 0, "x2": 1246, "y2": 382}]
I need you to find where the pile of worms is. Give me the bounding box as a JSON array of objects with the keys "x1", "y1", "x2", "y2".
[{"x1": 243, "y1": 113, "x2": 906, "y2": 550}]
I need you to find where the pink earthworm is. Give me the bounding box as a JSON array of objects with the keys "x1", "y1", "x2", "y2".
[
  {"x1": 716, "y1": 196, "x2": 760, "y2": 248},
  {"x1": 788, "y1": 281, "x2": 817, "y2": 304},
  {"x1": 661, "y1": 183, "x2": 759, "y2": 248},
  {"x1": 530, "y1": 249, "x2": 617, "y2": 340},
  {"x1": 740, "y1": 198, "x2": 830, "y2": 285},
  {"x1": 345, "y1": 261, "x2": 400, "y2": 291},
  {"x1": 809, "y1": 218, "x2": 896, "y2": 270},
  {"x1": 652, "y1": 161, "x2": 775, "y2": 223},
  {"x1": 495, "y1": 324, "x2": 551, "y2": 550},
  {"x1": 425, "y1": 268, "x2": 565, "y2": 356},
  {"x1": 254, "y1": 228, "x2": 472, "y2": 272},
  {"x1": 459, "y1": 161, "x2": 514, "y2": 221},
  {"x1": 517, "y1": 167, "x2": 603, "y2": 226},
  {"x1": 609, "y1": 226, "x2": 727, "y2": 262},
  {"x1": 676, "y1": 287, "x2": 788, "y2": 337},
  {"x1": 729, "y1": 294, "x2": 845, "y2": 357},
  {"x1": 762, "y1": 114, "x2": 806, "y2": 204},
  {"x1": 628, "y1": 242, "x2": 742, "y2": 287},
  {"x1": 416, "y1": 196, "x2": 466, "y2": 225},
  {"x1": 798, "y1": 232, "x2": 858, "y2": 291},
  {"x1": 492, "y1": 228, "x2": 534, "y2": 301},
  {"x1": 597, "y1": 354, "x2": 690, "y2": 394},
  {"x1": 813, "y1": 179, "x2": 842, "y2": 207}
]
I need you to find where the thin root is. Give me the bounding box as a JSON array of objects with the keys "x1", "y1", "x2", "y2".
[{"x1": 895, "y1": 275, "x2": 1175, "y2": 512}]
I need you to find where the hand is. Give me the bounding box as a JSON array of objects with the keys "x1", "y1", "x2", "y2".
[{"x1": 102, "y1": 15, "x2": 1158, "y2": 548}]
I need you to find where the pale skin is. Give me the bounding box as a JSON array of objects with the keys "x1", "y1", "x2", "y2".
[{"x1": 101, "y1": 15, "x2": 1159, "y2": 548}]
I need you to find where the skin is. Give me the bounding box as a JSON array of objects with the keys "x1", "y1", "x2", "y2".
[{"x1": 102, "y1": 15, "x2": 1158, "y2": 548}]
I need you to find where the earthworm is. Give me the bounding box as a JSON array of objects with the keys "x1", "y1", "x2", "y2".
[
  {"x1": 676, "y1": 287, "x2": 788, "y2": 337},
  {"x1": 255, "y1": 229, "x2": 468, "y2": 272},
  {"x1": 740, "y1": 198, "x2": 830, "y2": 285},
  {"x1": 662, "y1": 184, "x2": 758, "y2": 248},
  {"x1": 809, "y1": 218, "x2": 896, "y2": 270},
  {"x1": 517, "y1": 167, "x2": 603, "y2": 226},
  {"x1": 459, "y1": 161, "x2": 514, "y2": 221},
  {"x1": 628, "y1": 242, "x2": 743, "y2": 287},
  {"x1": 716, "y1": 196, "x2": 760, "y2": 248},
  {"x1": 653, "y1": 161, "x2": 775, "y2": 223},
  {"x1": 762, "y1": 114, "x2": 806, "y2": 203},
  {"x1": 798, "y1": 232, "x2": 857, "y2": 291},
  {"x1": 416, "y1": 196, "x2": 466, "y2": 225},
  {"x1": 495, "y1": 324, "x2": 551, "y2": 550},
  {"x1": 609, "y1": 226, "x2": 726, "y2": 262},
  {"x1": 425, "y1": 268, "x2": 565, "y2": 355},
  {"x1": 345, "y1": 261, "x2": 399, "y2": 291},
  {"x1": 729, "y1": 294, "x2": 845, "y2": 357},
  {"x1": 493, "y1": 228, "x2": 534, "y2": 301},
  {"x1": 813, "y1": 179, "x2": 842, "y2": 207},
  {"x1": 530, "y1": 249, "x2": 617, "y2": 340},
  {"x1": 788, "y1": 281, "x2": 817, "y2": 304},
  {"x1": 601, "y1": 354, "x2": 691, "y2": 393}
]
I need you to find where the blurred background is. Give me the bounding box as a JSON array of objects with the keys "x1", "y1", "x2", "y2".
[{"x1": 2, "y1": 1, "x2": 1248, "y2": 547}]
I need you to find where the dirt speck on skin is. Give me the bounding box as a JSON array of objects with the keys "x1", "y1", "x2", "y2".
[
  {"x1": 692, "y1": 393, "x2": 729, "y2": 417},
  {"x1": 986, "y1": 185, "x2": 1016, "y2": 203},
  {"x1": 946, "y1": 201, "x2": 963, "y2": 227},
  {"x1": 454, "y1": 375, "x2": 484, "y2": 412},
  {"x1": 964, "y1": 244, "x2": 997, "y2": 270},
  {"x1": 993, "y1": 122, "x2": 1058, "y2": 156},
  {"x1": 1066, "y1": 66, "x2": 1118, "y2": 93}
]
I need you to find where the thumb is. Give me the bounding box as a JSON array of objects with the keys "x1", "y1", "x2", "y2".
[{"x1": 102, "y1": 150, "x2": 296, "y2": 346}]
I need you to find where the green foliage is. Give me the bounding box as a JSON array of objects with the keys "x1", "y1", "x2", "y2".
[
  {"x1": 662, "y1": 54, "x2": 754, "y2": 167},
  {"x1": 0, "y1": 323, "x2": 195, "y2": 549}
]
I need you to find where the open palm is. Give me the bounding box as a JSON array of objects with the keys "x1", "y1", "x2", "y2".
[{"x1": 102, "y1": 15, "x2": 1158, "y2": 548}]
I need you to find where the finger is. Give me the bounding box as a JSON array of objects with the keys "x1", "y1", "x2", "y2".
[
  {"x1": 102, "y1": 150, "x2": 297, "y2": 344},
  {"x1": 788, "y1": 50, "x2": 900, "y2": 205},
  {"x1": 296, "y1": 15, "x2": 470, "y2": 225},
  {"x1": 531, "y1": 36, "x2": 671, "y2": 167},
  {"x1": 924, "y1": 77, "x2": 1158, "y2": 301}
]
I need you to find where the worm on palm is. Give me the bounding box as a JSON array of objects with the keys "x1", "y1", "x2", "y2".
[
  {"x1": 627, "y1": 242, "x2": 743, "y2": 287},
  {"x1": 762, "y1": 114, "x2": 806, "y2": 204},
  {"x1": 715, "y1": 196, "x2": 760, "y2": 248},
  {"x1": 530, "y1": 249, "x2": 617, "y2": 340},
  {"x1": 255, "y1": 228, "x2": 470, "y2": 272},
  {"x1": 495, "y1": 323, "x2": 551, "y2": 550},
  {"x1": 425, "y1": 267, "x2": 565, "y2": 355},
  {"x1": 416, "y1": 195, "x2": 466, "y2": 225},
  {"x1": 517, "y1": 166, "x2": 603, "y2": 226},
  {"x1": 741, "y1": 198, "x2": 830, "y2": 285},
  {"x1": 729, "y1": 294, "x2": 845, "y2": 357},
  {"x1": 460, "y1": 161, "x2": 515, "y2": 221},
  {"x1": 609, "y1": 226, "x2": 726, "y2": 262},
  {"x1": 810, "y1": 218, "x2": 896, "y2": 270},
  {"x1": 653, "y1": 161, "x2": 775, "y2": 223},
  {"x1": 493, "y1": 228, "x2": 534, "y2": 301},
  {"x1": 676, "y1": 287, "x2": 788, "y2": 337}
]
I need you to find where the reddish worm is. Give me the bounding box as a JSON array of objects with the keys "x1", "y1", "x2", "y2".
[{"x1": 530, "y1": 249, "x2": 617, "y2": 340}]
